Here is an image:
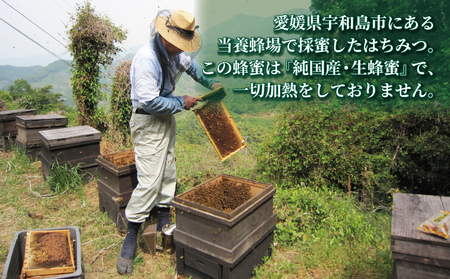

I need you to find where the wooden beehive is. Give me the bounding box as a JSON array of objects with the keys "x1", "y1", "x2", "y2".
[
  {"x1": 193, "y1": 100, "x2": 247, "y2": 161},
  {"x1": 391, "y1": 193, "x2": 450, "y2": 278},
  {"x1": 0, "y1": 109, "x2": 37, "y2": 151},
  {"x1": 172, "y1": 174, "x2": 276, "y2": 279},
  {"x1": 15, "y1": 115, "x2": 68, "y2": 159},
  {"x1": 16, "y1": 115, "x2": 68, "y2": 146},
  {"x1": 39, "y1": 126, "x2": 101, "y2": 181},
  {"x1": 96, "y1": 150, "x2": 137, "y2": 230},
  {"x1": 96, "y1": 149, "x2": 137, "y2": 194}
]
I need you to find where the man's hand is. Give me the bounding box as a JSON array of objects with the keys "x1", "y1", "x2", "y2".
[{"x1": 182, "y1": 95, "x2": 202, "y2": 110}]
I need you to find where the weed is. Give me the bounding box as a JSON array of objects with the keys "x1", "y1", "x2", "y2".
[{"x1": 46, "y1": 159, "x2": 87, "y2": 193}]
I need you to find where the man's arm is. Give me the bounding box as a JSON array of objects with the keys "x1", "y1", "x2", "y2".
[
  {"x1": 142, "y1": 95, "x2": 200, "y2": 115},
  {"x1": 185, "y1": 60, "x2": 220, "y2": 89}
]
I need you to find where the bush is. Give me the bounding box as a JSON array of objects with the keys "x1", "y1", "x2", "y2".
[{"x1": 257, "y1": 102, "x2": 450, "y2": 203}]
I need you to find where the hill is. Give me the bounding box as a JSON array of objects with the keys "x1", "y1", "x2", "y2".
[{"x1": 0, "y1": 8, "x2": 311, "y2": 111}]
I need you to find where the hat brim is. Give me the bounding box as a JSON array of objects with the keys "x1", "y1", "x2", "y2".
[{"x1": 154, "y1": 16, "x2": 201, "y2": 53}]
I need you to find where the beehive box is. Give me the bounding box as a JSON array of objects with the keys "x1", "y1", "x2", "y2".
[
  {"x1": 95, "y1": 149, "x2": 137, "y2": 194},
  {"x1": 16, "y1": 115, "x2": 68, "y2": 146},
  {"x1": 15, "y1": 140, "x2": 41, "y2": 161},
  {"x1": 97, "y1": 180, "x2": 128, "y2": 231},
  {"x1": 1, "y1": 227, "x2": 83, "y2": 279},
  {"x1": 172, "y1": 174, "x2": 276, "y2": 279},
  {"x1": 193, "y1": 100, "x2": 247, "y2": 161},
  {"x1": 0, "y1": 109, "x2": 37, "y2": 151},
  {"x1": 15, "y1": 115, "x2": 68, "y2": 159},
  {"x1": 39, "y1": 126, "x2": 101, "y2": 181},
  {"x1": 391, "y1": 193, "x2": 450, "y2": 279}
]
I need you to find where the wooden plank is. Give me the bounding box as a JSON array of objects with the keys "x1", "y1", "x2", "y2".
[
  {"x1": 184, "y1": 249, "x2": 221, "y2": 278},
  {"x1": 440, "y1": 196, "x2": 450, "y2": 212},
  {"x1": 97, "y1": 179, "x2": 133, "y2": 207},
  {"x1": 173, "y1": 174, "x2": 274, "y2": 225},
  {"x1": 15, "y1": 115, "x2": 68, "y2": 129},
  {"x1": 176, "y1": 198, "x2": 273, "y2": 250},
  {"x1": 0, "y1": 136, "x2": 16, "y2": 152},
  {"x1": 39, "y1": 126, "x2": 101, "y2": 148},
  {"x1": 0, "y1": 109, "x2": 36, "y2": 121},
  {"x1": 41, "y1": 142, "x2": 101, "y2": 166},
  {"x1": 391, "y1": 239, "x2": 450, "y2": 264},
  {"x1": 0, "y1": 121, "x2": 19, "y2": 136},
  {"x1": 391, "y1": 193, "x2": 447, "y2": 244},
  {"x1": 177, "y1": 232, "x2": 273, "y2": 279},
  {"x1": 173, "y1": 214, "x2": 276, "y2": 264},
  {"x1": 96, "y1": 164, "x2": 137, "y2": 194},
  {"x1": 393, "y1": 252, "x2": 450, "y2": 269},
  {"x1": 394, "y1": 259, "x2": 450, "y2": 279},
  {"x1": 17, "y1": 126, "x2": 63, "y2": 145},
  {"x1": 98, "y1": 187, "x2": 127, "y2": 231}
]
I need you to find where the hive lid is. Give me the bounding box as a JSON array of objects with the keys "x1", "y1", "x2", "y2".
[
  {"x1": 39, "y1": 125, "x2": 101, "y2": 148},
  {"x1": 0, "y1": 109, "x2": 37, "y2": 121},
  {"x1": 193, "y1": 100, "x2": 247, "y2": 161},
  {"x1": 16, "y1": 114, "x2": 68, "y2": 128}
]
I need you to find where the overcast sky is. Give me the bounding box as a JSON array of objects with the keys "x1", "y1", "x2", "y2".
[{"x1": 0, "y1": 0, "x2": 311, "y2": 67}]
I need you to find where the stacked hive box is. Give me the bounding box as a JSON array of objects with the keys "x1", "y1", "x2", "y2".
[
  {"x1": 391, "y1": 193, "x2": 450, "y2": 279},
  {"x1": 39, "y1": 126, "x2": 101, "y2": 181},
  {"x1": 172, "y1": 174, "x2": 276, "y2": 279},
  {"x1": 95, "y1": 150, "x2": 137, "y2": 231},
  {"x1": 0, "y1": 109, "x2": 36, "y2": 152},
  {"x1": 15, "y1": 115, "x2": 68, "y2": 160}
]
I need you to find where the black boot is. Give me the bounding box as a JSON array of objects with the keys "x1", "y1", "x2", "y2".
[
  {"x1": 157, "y1": 207, "x2": 170, "y2": 231},
  {"x1": 117, "y1": 221, "x2": 142, "y2": 274}
]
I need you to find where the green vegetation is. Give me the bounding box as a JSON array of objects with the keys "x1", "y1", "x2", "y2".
[
  {"x1": 2, "y1": 1, "x2": 450, "y2": 277},
  {"x1": 46, "y1": 160, "x2": 87, "y2": 194},
  {"x1": 109, "y1": 60, "x2": 132, "y2": 143},
  {"x1": 0, "y1": 79, "x2": 74, "y2": 116},
  {"x1": 66, "y1": 1, "x2": 126, "y2": 130},
  {"x1": 257, "y1": 101, "x2": 450, "y2": 204}
]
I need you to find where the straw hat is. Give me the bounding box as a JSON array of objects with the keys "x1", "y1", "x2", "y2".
[{"x1": 154, "y1": 10, "x2": 201, "y2": 53}]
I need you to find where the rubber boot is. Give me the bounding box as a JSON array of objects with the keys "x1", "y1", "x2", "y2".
[
  {"x1": 117, "y1": 221, "x2": 142, "y2": 275},
  {"x1": 157, "y1": 207, "x2": 170, "y2": 231}
]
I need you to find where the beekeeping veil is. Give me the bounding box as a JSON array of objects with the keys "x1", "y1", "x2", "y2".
[{"x1": 150, "y1": 9, "x2": 201, "y2": 88}]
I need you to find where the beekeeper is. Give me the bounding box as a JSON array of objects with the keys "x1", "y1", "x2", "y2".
[{"x1": 117, "y1": 9, "x2": 223, "y2": 274}]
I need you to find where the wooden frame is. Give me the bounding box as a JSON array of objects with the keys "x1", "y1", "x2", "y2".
[
  {"x1": 21, "y1": 230, "x2": 75, "y2": 278},
  {"x1": 193, "y1": 100, "x2": 247, "y2": 162}
]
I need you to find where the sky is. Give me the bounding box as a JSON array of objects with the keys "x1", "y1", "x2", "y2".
[{"x1": 0, "y1": 0, "x2": 311, "y2": 67}]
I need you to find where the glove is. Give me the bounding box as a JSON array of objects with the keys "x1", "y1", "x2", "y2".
[{"x1": 210, "y1": 82, "x2": 224, "y2": 91}]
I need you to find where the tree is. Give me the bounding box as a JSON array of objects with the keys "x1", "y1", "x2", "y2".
[
  {"x1": 8, "y1": 79, "x2": 33, "y2": 100},
  {"x1": 110, "y1": 60, "x2": 132, "y2": 142},
  {"x1": 67, "y1": 1, "x2": 127, "y2": 129},
  {"x1": 0, "y1": 90, "x2": 10, "y2": 111},
  {"x1": 5, "y1": 79, "x2": 66, "y2": 113},
  {"x1": 16, "y1": 85, "x2": 65, "y2": 113}
]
